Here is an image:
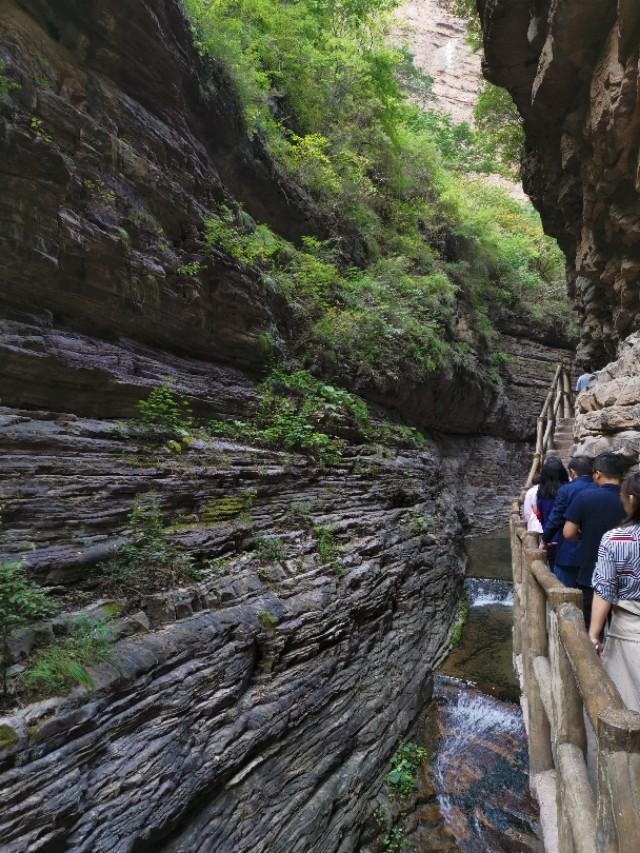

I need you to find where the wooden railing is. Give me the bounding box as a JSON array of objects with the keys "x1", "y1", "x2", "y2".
[
  {"x1": 510, "y1": 364, "x2": 640, "y2": 853},
  {"x1": 524, "y1": 362, "x2": 573, "y2": 493}
]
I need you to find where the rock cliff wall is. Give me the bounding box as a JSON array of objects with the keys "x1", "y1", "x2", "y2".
[
  {"x1": 0, "y1": 0, "x2": 573, "y2": 848},
  {"x1": 479, "y1": 0, "x2": 640, "y2": 368},
  {"x1": 574, "y1": 331, "x2": 640, "y2": 467},
  {"x1": 0, "y1": 431, "x2": 465, "y2": 852},
  {"x1": 396, "y1": 0, "x2": 481, "y2": 123}
]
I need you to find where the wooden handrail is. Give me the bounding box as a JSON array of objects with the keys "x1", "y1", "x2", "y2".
[
  {"x1": 511, "y1": 361, "x2": 640, "y2": 852},
  {"x1": 523, "y1": 362, "x2": 574, "y2": 492}
]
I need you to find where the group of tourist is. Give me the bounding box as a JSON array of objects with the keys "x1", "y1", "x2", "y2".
[{"x1": 524, "y1": 453, "x2": 640, "y2": 711}]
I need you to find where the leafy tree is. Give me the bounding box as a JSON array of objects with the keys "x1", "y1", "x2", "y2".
[
  {"x1": 474, "y1": 82, "x2": 524, "y2": 175},
  {"x1": 448, "y1": 0, "x2": 483, "y2": 50},
  {"x1": 0, "y1": 561, "x2": 53, "y2": 700}
]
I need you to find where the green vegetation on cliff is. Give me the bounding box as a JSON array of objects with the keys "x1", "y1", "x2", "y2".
[
  {"x1": 183, "y1": 0, "x2": 568, "y2": 388},
  {"x1": 450, "y1": 0, "x2": 524, "y2": 173}
]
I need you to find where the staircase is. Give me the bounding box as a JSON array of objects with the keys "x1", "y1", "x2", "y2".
[
  {"x1": 523, "y1": 363, "x2": 575, "y2": 494},
  {"x1": 549, "y1": 416, "x2": 575, "y2": 466}
]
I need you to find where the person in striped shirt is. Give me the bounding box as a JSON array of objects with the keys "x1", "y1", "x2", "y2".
[{"x1": 589, "y1": 472, "x2": 640, "y2": 711}]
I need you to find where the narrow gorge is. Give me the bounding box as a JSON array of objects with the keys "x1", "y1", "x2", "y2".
[{"x1": 1, "y1": 0, "x2": 638, "y2": 851}]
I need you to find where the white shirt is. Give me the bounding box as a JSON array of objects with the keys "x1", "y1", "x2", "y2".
[{"x1": 524, "y1": 485, "x2": 543, "y2": 533}]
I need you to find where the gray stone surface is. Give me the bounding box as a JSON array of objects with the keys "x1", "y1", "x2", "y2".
[
  {"x1": 0, "y1": 466, "x2": 464, "y2": 852},
  {"x1": 574, "y1": 331, "x2": 640, "y2": 468},
  {"x1": 480, "y1": 0, "x2": 640, "y2": 368}
]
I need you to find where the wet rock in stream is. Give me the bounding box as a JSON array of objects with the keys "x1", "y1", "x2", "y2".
[{"x1": 410, "y1": 678, "x2": 541, "y2": 853}]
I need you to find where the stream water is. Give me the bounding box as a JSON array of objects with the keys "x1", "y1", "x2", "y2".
[{"x1": 405, "y1": 528, "x2": 541, "y2": 852}]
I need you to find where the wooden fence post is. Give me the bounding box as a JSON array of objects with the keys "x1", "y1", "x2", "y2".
[
  {"x1": 511, "y1": 517, "x2": 525, "y2": 658},
  {"x1": 524, "y1": 551, "x2": 553, "y2": 783},
  {"x1": 596, "y1": 708, "x2": 640, "y2": 853},
  {"x1": 563, "y1": 366, "x2": 573, "y2": 419},
  {"x1": 548, "y1": 588, "x2": 590, "y2": 853}
]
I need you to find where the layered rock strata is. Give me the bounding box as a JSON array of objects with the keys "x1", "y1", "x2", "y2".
[
  {"x1": 479, "y1": 0, "x2": 640, "y2": 367},
  {"x1": 0, "y1": 434, "x2": 464, "y2": 852},
  {"x1": 0, "y1": 0, "x2": 574, "y2": 848},
  {"x1": 574, "y1": 331, "x2": 640, "y2": 467},
  {"x1": 396, "y1": 0, "x2": 481, "y2": 123}
]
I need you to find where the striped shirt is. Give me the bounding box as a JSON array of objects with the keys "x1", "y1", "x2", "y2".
[{"x1": 593, "y1": 524, "x2": 640, "y2": 604}]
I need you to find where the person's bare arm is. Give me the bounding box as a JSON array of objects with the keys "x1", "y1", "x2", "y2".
[
  {"x1": 589, "y1": 594, "x2": 612, "y2": 657},
  {"x1": 563, "y1": 520, "x2": 580, "y2": 541}
]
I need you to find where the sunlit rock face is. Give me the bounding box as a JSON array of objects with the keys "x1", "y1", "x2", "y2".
[
  {"x1": 396, "y1": 0, "x2": 481, "y2": 123},
  {"x1": 479, "y1": 0, "x2": 640, "y2": 369}
]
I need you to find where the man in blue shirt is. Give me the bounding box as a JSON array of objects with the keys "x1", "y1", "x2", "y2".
[
  {"x1": 575, "y1": 367, "x2": 594, "y2": 393},
  {"x1": 564, "y1": 452, "x2": 628, "y2": 628},
  {"x1": 542, "y1": 456, "x2": 595, "y2": 587}
]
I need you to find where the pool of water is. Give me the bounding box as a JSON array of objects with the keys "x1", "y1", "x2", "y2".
[{"x1": 407, "y1": 527, "x2": 540, "y2": 851}]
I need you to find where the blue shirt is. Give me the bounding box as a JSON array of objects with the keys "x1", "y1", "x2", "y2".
[
  {"x1": 564, "y1": 484, "x2": 626, "y2": 587},
  {"x1": 542, "y1": 476, "x2": 596, "y2": 567},
  {"x1": 576, "y1": 373, "x2": 593, "y2": 393}
]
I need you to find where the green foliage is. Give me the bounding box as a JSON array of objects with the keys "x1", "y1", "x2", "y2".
[
  {"x1": 258, "y1": 610, "x2": 279, "y2": 630},
  {"x1": 0, "y1": 59, "x2": 20, "y2": 96},
  {"x1": 449, "y1": 0, "x2": 483, "y2": 50},
  {"x1": 474, "y1": 82, "x2": 524, "y2": 176},
  {"x1": 210, "y1": 367, "x2": 426, "y2": 459},
  {"x1": 386, "y1": 741, "x2": 427, "y2": 798},
  {"x1": 183, "y1": 0, "x2": 570, "y2": 384},
  {"x1": 83, "y1": 178, "x2": 117, "y2": 205},
  {"x1": 99, "y1": 495, "x2": 195, "y2": 585},
  {"x1": 177, "y1": 260, "x2": 208, "y2": 276},
  {"x1": 138, "y1": 385, "x2": 193, "y2": 441},
  {"x1": 405, "y1": 508, "x2": 435, "y2": 535},
  {"x1": 201, "y1": 557, "x2": 232, "y2": 576},
  {"x1": 314, "y1": 526, "x2": 344, "y2": 576},
  {"x1": 30, "y1": 117, "x2": 52, "y2": 144},
  {"x1": 20, "y1": 616, "x2": 115, "y2": 698},
  {"x1": 450, "y1": 595, "x2": 469, "y2": 647},
  {"x1": 0, "y1": 560, "x2": 53, "y2": 698},
  {"x1": 204, "y1": 206, "x2": 279, "y2": 266},
  {"x1": 255, "y1": 535, "x2": 286, "y2": 564},
  {"x1": 383, "y1": 827, "x2": 409, "y2": 852}
]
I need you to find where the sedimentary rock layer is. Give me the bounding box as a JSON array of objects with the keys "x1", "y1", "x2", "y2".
[
  {"x1": 574, "y1": 331, "x2": 640, "y2": 466},
  {"x1": 395, "y1": 0, "x2": 481, "y2": 123},
  {"x1": 479, "y1": 0, "x2": 640, "y2": 368},
  {"x1": 0, "y1": 436, "x2": 464, "y2": 852},
  {"x1": 0, "y1": 0, "x2": 573, "y2": 848}
]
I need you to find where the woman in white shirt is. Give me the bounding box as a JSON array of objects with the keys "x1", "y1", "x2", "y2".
[{"x1": 523, "y1": 477, "x2": 543, "y2": 534}]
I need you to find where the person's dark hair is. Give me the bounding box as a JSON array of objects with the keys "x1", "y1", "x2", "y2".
[
  {"x1": 622, "y1": 473, "x2": 640, "y2": 524},
  {"x1": 568, "y1": 456, "x2": 593, "y2": 477},
  {"x1": 593, "y1": 452, "x2": 628, "y2": 481},
  {"x1": 581, "y1": 364, "x2": 592, "y2": 374},
  {"x1": 538, "y1": 456, "x2": 569, "y2": 500}
]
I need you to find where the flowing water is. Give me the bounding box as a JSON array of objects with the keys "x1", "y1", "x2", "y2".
[{"x1": 405, "y1": 527, "x2": 541, "y2": 852}]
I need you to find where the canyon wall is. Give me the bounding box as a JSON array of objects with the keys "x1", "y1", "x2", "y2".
[
  {"x1": 574, "y1": 331, "x2": 640, "y2": 468},
  {"x1": 479, "y1": 0, "x2": 640, "y2": 369},
  {"x1": 396, "y1": 0, "x2": 480, "y2": 123},
  {"x1": 0, "y1": 0, "x2": 572, "y2": 848}
]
